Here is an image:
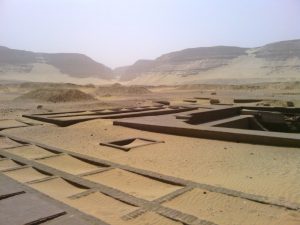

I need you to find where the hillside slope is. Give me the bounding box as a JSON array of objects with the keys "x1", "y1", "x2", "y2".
[
  {"x1": 116, "y1": 40, "x2": 300, "y2": 85},
  {"x1": 0, "y1": 46, "x2": 113, "y2": 82}
]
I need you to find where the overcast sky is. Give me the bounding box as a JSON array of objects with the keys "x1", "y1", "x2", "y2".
[{"x1": 1, "y1": 0, "x2": 300, "y2": 68}]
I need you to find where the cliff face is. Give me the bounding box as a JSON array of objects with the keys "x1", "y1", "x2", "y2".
[{"x1": 0, "y1": 46, "x2": 113, "y2": 80}]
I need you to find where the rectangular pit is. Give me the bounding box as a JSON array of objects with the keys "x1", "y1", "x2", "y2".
[
  {"x1": 100, "y1": 137, "x2": 164, "y2": 151},
  {"x1": 0, "y1": 159, "x2": 23, "y2": 171},
  {"x1": 36, "y1": 154, "x2": 101, "y2": 175},
  {"x1": 29, "y1": 177, "x2": 88, "y2": 200},
  {"x1": 5, "y1": 145, "x2": 57, "y2": 160},
  {"x1": 4, "y1": 167, "x2": 50, "y2": 183},
  {"x1": 0, "y1": 136, "x2": 23, "y2": 149},
  {"x1": 68, "y1": 192, "x2": 137, "y2": 225},
  {"x1": 83, "y1": 168, "x2": 182, "y2": 201}
]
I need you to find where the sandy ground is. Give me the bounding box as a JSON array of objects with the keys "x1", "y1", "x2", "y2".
[
  {"x1": 84, "y1": 168, "x2": 182, "y2": 201},
  {"x1": 7, "y1": 119, "x2": 300, "y2": 205},
  {"x1": 5, "y1": 145, "x2": 55, "y2": 159},
  {"x1": 36, "y1": 154, "x2": 100, "y2": 175},
  {"x1": 0, "y1": 159, "x2": 21, "y2": 170},
  {"x1": 29, "y1": 177, "x2": 87, "y2": 199},
  {"x1": 4, "y1": 167, "x2": 49, "y2": 183},
  {"x1": 1, "y1": 82, "x2": 300, "y2": 225},
  {"x1": 164, "y1": 188, "x2": 300, "y2": 225},
  {"x1": 66, "y1": 192, "x2": 137, "y2": 225},
  {"x1": 127, "y1": 212, "x2": 183, "y2": 225},
  {"x1": 0, "y1": 136, "x2": 22, "y2": 149}
]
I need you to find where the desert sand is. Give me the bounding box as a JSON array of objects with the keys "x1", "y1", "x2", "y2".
[
  {"x1": 29, "y1": 177, "x2": 87, "y2": 199},
  {"x1": 84, "y1": 168, "x2": 182, "y2": 201},
  {"x1": 66, "y1": 192, "x2": 137, "y2": 225},
  {"x1": 164, "y1": 188, "x2": 300, "y2": 225},
  {"x1": 0, "y1": 159, "x2": 21, "y2": 171},
  {"x1": 0, "y1": 81, "x2": 300, "y2": 225},
  {"x1": 5, "y1": 145, "x2": 55, "y2": 159},
  {"x1": 4, "y1": 167, "x2": 49, "y2": 183},
  {"x1": 36, "y1": 154, "x2": 100, "y2": 175}
]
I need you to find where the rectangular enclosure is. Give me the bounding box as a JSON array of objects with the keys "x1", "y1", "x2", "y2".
[{"x1": 100, "y1": 137, "x2": 164, "y2": 151}]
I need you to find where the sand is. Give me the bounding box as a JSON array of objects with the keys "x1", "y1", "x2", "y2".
[
  {"x1": 29, "y1": 177, "x2": 87, "y2": 200},
  {"x1": 84, "y1": 168, "x2": 182, "y2": 200},
  {"x1": 0, "y1": 137, "x2": 21, "y2": 149},
  {"x1": 0, "y1": 159, "x2": 21, "y2": 171},
  {"x1": 122, "y1": 138, "x2": 154, "y2": 149},
  {"x1": 1, "y1": 81, "x2": 300, "y2": 225},
  {"x1": 4, "y1": 167, "x2": 49, "y2": 183},
  {"x1": 6, "y1": 145, "x2": 55, "y2": 159},
  {"x1": 36, "y1": 154, "x2": 99, "y2": 175},
  {"x1": 163, "y1": 188, "x2": 300, "y2": 225},
  {"x1": 67, "y1": 192, "x2": 137, "y2": 225},
  {"x1": 127, "y1": 212, "x2": 183, "y2": 225},
  {"x1": 9, "y1": 119, "x2": 300, "y2": 205},
  {"x1": 0, "y1": 119, "x2": 27, "y2": 130}
]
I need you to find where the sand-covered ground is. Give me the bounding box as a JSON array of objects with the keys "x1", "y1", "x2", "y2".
[{"x1": 1, "y1": 81, "x2": 300, "y2": 225}]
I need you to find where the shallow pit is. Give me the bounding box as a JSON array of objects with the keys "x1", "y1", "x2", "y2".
[
  {"x1": 0, "y1": 119, "x2": 27, "y2": 130},
  {"x1": 29, "y1": 177, "x2": 88, "y2": 199},
  {"x1": 68, "y1": 192, "x2": 137, "y2": 225},
  {"x1": 0, "y1": 159, "x2": 22, "y2": 171},
  {"x1": 84, "y1": 168, "x2": 182, "y2": 201},
  {"x1": 6, "y1": 145, "x2": 56, "y2": 159},
  {"x1": 4, "y1": 167, "x2": 49, "y2": 183},
  {"x1": 100, "y1": 137, "x2": 163, "y2": 151},
  {"x1": 36, "y1": 154, "x2": 100, "y2": 175},
  {"x1": 0, "y1": 137, "x2": 22, "y2": 149}
]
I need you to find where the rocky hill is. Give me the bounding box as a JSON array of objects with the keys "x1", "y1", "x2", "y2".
[
  {"x1": 116, "y1": 39, "x2": 300, "y2": 85},
  {"x1": 1, "y1": 39, "x2": 300, "y2": 85},
  {"x1": 0, "y1": 46, "x2": 113, "y2": 81}
]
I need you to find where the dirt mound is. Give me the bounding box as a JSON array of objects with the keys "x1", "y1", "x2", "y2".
[
  {"x1": 95, "y1": 83, "x2": 151, "y2": 96},
  {"x1": 16, "y1": 88, "x2": 96, "y2": 102}
]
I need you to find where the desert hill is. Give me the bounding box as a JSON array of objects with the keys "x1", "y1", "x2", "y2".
[
  {"x1": 116, "y1": 39, "x2": 300, "y2": 85},
  {"x1": 1, "y1": 39, "x2": 300, "y2": 85},
  {"x1": 0, "y1": 46, "x2": 113, "y2": 82}
]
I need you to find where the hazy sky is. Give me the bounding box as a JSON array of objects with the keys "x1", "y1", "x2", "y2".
[{"x1": 1, "y1": 0, "x2": 300, "y2": 68}]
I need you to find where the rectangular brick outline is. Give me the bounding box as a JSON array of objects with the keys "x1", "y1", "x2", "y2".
[
  {"x1": 0, "y1": 134, "x2": 299, "y2": 225},
  {"x1": 0, "y1": 136, "x2": 216, "y2": 225},
  {"x1": 22, "y1": 106, "x2": 198, "y2": 127}
]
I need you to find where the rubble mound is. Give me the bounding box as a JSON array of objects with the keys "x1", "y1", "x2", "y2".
[
  {"x1": 96, "y1": 83, "x2": 151, "y2": 96},
  {"x1": 17, "y1": 88, "x2": 96, "y2": 103}
]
